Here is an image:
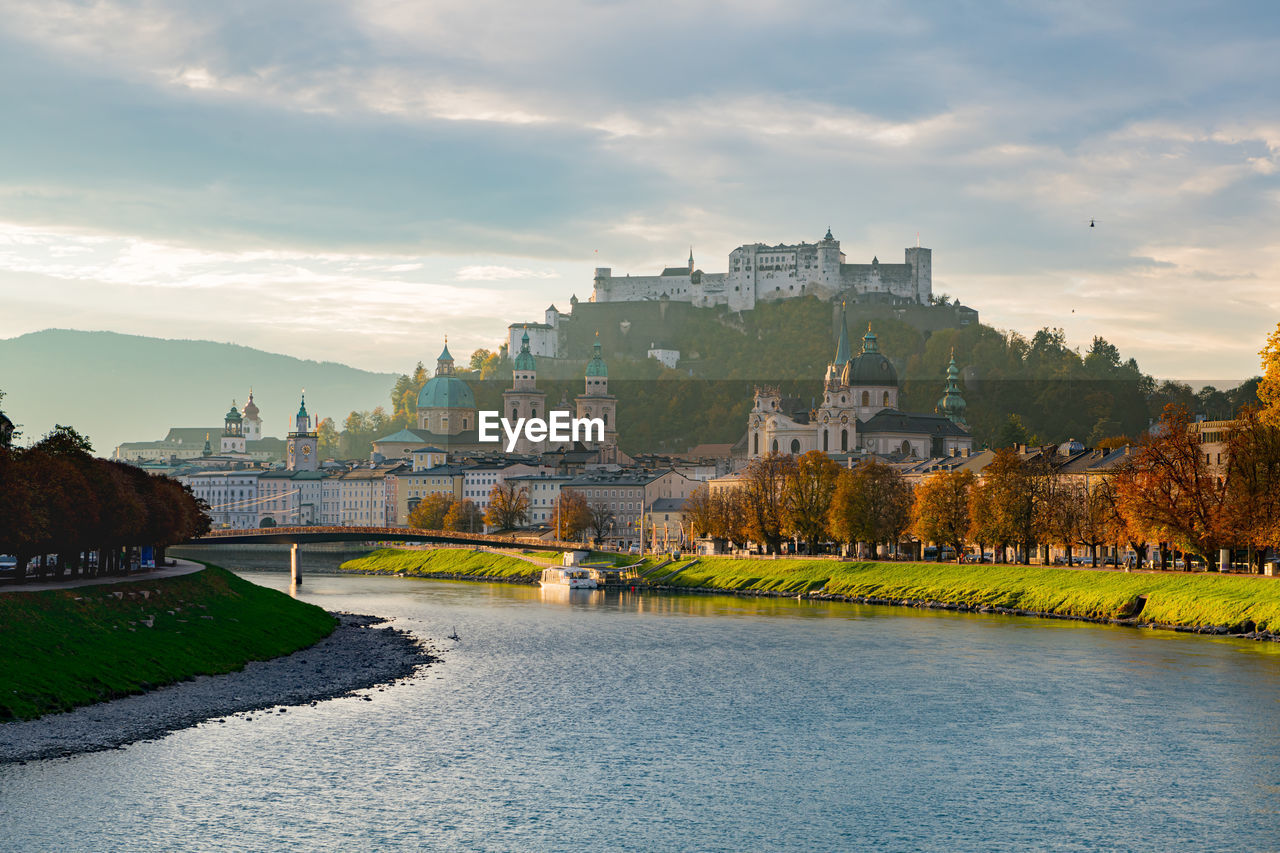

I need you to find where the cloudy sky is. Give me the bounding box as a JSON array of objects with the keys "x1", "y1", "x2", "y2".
[{"x1": 0, "y1": 0, "x2": 1277, "y2": 380}]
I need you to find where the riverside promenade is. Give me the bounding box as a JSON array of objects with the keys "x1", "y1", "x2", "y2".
[{"x1": 0, "y1": 559, "x2": 205, "y2": 593}]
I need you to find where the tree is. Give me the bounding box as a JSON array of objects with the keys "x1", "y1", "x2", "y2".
[
  {"x1": 469, "y1": 349, "x2": 493, "y2": 371},
  {"x1": 1112, "y1": 405, "x2": 1228, "y2": 568},
  {"x1": 830, "y1": 460, "x2": 912, "y2": 558},
  {"x1": 486, "y1": 481, "x2": 529, "y2": 530},
  {"x1": 1223, "y1": 407, "x2": 1280, "y2": 569},
  {"x1": 1259, "y1": 322, "x2": 1280, "y2": 425},
  {"x1": 408, "y1": 493, "x2": 454, "y2": 530},
  {"x1": 911, "y1": 470, "x2": 974, "y2": 562},
  {"x1": 996, "y1": 414, "x2": 1036, "y2": 449},
  {"x1": 444, "y1": 499, "x2": 483, "y2": 533},
  {"x1": 550, "y1": 489, "x2": 591, "y2": 540},
  {"x1": 741, "y1": 452, "x2": 796, "y2": 553},
  {"x1": 586, "y1": 503, "x2": 616, "y2": 546},
  {"x1": 684, "y1": 485, "x2": 715, "y2": 538},
  {"x1": 783, "y1": 450, "x2": 840, "y2": 550},
  {"x1": 969, "y1": 449, "x2": 1040, "y2": 563},
  {"x1": 316, "y1": 417, "x2": 340, "y2": 459}
]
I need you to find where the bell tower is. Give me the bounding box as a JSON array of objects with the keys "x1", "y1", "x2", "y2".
[
  {"x1": 575, "y1": 331, "x2": 617, "y2": 447},
  {"x1": 287, "y1": 392, "x2": 319, "y2": 471},
  {"x1": 502, "y1": 328, "x2": 547, "y2": 453}
]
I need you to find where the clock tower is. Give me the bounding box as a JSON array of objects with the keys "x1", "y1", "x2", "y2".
[{"x1": 287, "y1": 393, "x2": 319, "y2": 472}]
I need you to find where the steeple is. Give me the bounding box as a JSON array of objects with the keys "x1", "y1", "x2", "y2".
[
  {"x1": 936, "y1": 349, "x2": 968, "y2": 426},
  {"x1": 833, "y1": 302, "x2": 851, "y2": 366},
  {"x1": 202, "y1": 433, "x2": 212, "y2": 457},
  {"x1": 824, "y1": 226, "x2": 834, "y2": 241},
  {"x1": 688, "y1": 246, "x2": 695, "y2": 272},
  {"x1": 436, "y1": 337, "x2": 455, "y2": 376},
  {"x1": 861, "y1": 322, "x2": 879, "y2": 355},
  {"x1": 513, "y1": 326, "x2": 536, "y2": 372}
]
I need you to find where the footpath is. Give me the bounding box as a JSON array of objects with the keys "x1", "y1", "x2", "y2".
[{"x1": 0, "y1": 559, "x2": 205, "y2": 594}]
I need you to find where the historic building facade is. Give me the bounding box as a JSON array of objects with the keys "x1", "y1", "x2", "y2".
[
  {"x1": 592, "y1": 230, "x2": 932, "y2": 312},
  {"x1": 747, "y1": 307, "x2": 972, "y2": 460}
]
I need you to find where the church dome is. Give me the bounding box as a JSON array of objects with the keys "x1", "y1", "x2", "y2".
[
  {"x1": 242, "y1": 393, "x2": 259, "y2": 420},
  {"x1": 513, "y1": 328, "x2": 537, "y2": 372},
  {"x1": 840, "y1": 325, "x2": 897, "y2": 387},
  {"x1": 225, "y1": 404, "x2": 242, "y2": 421},
  {"x1": 417, "y1": 375, "x2": 476, "y2": 410},
  {"x1": 586, "y1": 334, "x2": 607, "y2": 377}
]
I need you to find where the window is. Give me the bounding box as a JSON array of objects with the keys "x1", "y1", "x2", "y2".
[
  {"x1": 790, "y1": 439, "x2": 800, "y2": 454},
  {"x1": 771, "y1": 439, "x2": 779, "y2": 453},
  {"x1": 823, "y1": 430, "x2": 829, "y2": 451},
  {"x1": 754, "y1": 433, "x2": 759, "y2": 455},
  {"x1": 861, "y1": 391, "x2": 870, "y2": 406},
  {"x1": 883, "y1": 392, "x2": 890, "y2": 406},
  {"x1": 841, "y1": 429, "x2": 848, "y2": 452}
]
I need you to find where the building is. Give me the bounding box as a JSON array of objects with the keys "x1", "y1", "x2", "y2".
[
  {"x1": 180, "y1": 470, "x2": 263, "y2": 530},
  {"x1": 113, "y1": 390, "x2": 284, "y2": 464},
  {"x1": 286, "y1": 394, "x2": 319, "y2": 471},
  {"x1": 747, "y1": 306, "x2": 973, "y2": 460},
  {"x1": 592, "y1": 230, "x2": 933, "y2": 312},
  {"x1": 371, "y1": 341, "x2": 491, "y2": 458},
  {"x1": 220, "y1": 402, "x2": 246, "y2": 455},
  {"x1": 337, "y1": 467, "x2": 389, "y2": 527},
  {"x1": 574, "y1": 333, "x2": 617, "y2": 448},
  {"x1": 503, "y1": 329, "x2": 548, "y2": 454},
  {"x1": 507, "y1": 305, "x2": 564, "y2": 359}
]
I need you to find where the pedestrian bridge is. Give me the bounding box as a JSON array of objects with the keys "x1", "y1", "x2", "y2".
[{"x1": 187, "y1": 526, "x2": 581, "y2": 583}]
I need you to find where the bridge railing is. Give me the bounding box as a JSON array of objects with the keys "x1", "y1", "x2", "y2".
[{"x1": 192, "y1": 526, "x2": 587, "y2": 552}]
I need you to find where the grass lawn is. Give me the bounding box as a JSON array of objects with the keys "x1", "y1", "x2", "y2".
[
  {"x1": 657, "y1": 558, "x2": 1280, "y2": 631},
  {"x1": 0, "y1": 565, "x2": 335, "y2": 721},
  {"x1": 342, "y1": 548, "x2": 546, "y2": 581}
]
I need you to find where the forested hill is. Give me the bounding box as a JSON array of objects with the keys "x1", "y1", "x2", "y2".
[
  {"x1": 0, "y1": 329, "x2": 396, "y2": 453},
  {"x1": 365, "y1": 297, "x2": 1260, "y2": 454}
]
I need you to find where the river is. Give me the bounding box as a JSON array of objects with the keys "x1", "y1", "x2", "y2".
[{"x1": 3, "y1": 572, "x2": 1280, "y2": 851}]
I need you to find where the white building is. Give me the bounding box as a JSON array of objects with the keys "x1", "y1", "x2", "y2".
[
  {"x1": 591, "y1": 231, "x2": 932, "y2": 312},
  {"x1": 507, "y1": 305, "x2": 564, "y2": 359},
  {"x1": 180, "y1": 470, "x2": 263, "y2": 530}
]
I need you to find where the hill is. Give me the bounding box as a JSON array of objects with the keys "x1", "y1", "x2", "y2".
[{"x1": 0, "y1": 329, "x2": 397, "y2": 454}]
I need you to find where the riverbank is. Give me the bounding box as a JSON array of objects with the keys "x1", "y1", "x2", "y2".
[
  {"x1": 342, "y1": 549, "x2": 1280, "y2": 638},
  {"x1": 0, "y1": 564, "x2": 335, "y2": 721},
  {"x1": 0, "y1": 612, "x2": 436, "y2": 763},
  {"x1": 341, "y1": 547, "x2": 559, "y2": 583}
]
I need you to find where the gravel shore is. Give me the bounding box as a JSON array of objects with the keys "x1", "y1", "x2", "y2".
[{"x1": 0, "y1": 612, "x2": 439, "y2": 764}]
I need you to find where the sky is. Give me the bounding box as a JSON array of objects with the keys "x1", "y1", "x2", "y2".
[{"x1": 0, "y1": 0, "x2": 1277, "y2": 381}]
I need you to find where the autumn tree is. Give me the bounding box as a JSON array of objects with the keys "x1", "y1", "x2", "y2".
[
  {"x1": 911, "y1": 470, "x2": 974, "y2": 562},
  {"x1": 830, "y1": 460, "x2": 912, "y2": 558},
  {"x1": 969, "y1": 449, "x2": 1039, "y2": 563},
  {"x1": 684, "y1": 485, "x2": 715, "y2": 538},
  {"x1": 741, "y1": 452, "x2": 796, "y2": 553},
  {"x1": 443, "y1": 499, "x2": 483, "y2": 533},
  {"x1": 1258, "y1": 323, "x2": 1280, "y2": 425},
  {"x1": 1223, "y1": 407, "x2": 1280, "y2": 569},
  {"x1": 550, "y1": 489, "x2": 592, "y2": 540},
  {"x1": 783, "y1": 451, "x2": 840, "y2": 550},
  {"x1": 408, "y1": 492, "x2": 454, "y2": 530},
  {"x1": 486, "y1": 481, "x2": 529, "y2": 530},
  {"x1": 1112, "y1": 405, "x2": 1228, "y2": 568}
]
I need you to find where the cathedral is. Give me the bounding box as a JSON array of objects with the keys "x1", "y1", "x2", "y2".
[
  {"x1": 746, "y1": 306, "x2": 972, "y2": 460},
  {"x1": 371, "y1": 331, "x2": 620, "y2": 459}
]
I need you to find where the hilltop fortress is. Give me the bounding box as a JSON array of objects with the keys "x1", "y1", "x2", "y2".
[{"x1": 592, "y1": 229, "x2": 931, "y2": 311}]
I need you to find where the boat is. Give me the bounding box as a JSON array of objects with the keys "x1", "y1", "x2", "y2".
[{"x1": 539, "y1": 566, "x2": 598, "y2": 589}]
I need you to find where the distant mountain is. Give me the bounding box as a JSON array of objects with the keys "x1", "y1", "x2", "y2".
[{"x1": 0, "y1": 330, "x2": 399, "y2": 454}]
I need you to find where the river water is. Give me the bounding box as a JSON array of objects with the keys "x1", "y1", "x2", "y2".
[{"x1": 3, "y1": 572, "x2": 1280, "y2": 852}]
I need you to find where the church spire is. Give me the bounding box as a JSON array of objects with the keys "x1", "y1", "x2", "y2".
[
  {"x1": 833, "y1": 302, "x2": 851, "y2": 366},
  {"x1": 936, "y1": 349, "x2": 967, "y2": 426},
  {"x1": 861, "y1": 322, "x2": 879, "y2": 355}
]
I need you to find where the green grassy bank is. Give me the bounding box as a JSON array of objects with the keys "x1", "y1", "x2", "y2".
[
  {"x1": 0, "y1": 565, "x2": 335, "y2": 721},
  {"x1": 346, "y1": 547, "x2": 1280, "y2": 634},
  {"x1": 654, "y1": 558, "x2": 1280, "y2": 633},
  {"x1": 342, "y1": 548, "x2": 549, "y2": 581}
]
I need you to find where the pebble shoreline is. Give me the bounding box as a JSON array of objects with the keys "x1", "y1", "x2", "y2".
[{"x1": 0, "y1": 612, "x2": 439, "y2": 764}]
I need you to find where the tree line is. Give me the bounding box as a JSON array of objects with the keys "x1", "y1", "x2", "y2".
[
  {"x1": 405, "y1": 482, "x2": 617, "y2": 545},
  {"x1": 0, "y1": 418, "x2": 210, "y2": 582}
]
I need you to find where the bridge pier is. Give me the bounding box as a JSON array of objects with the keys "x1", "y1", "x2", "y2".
[{"x1": 290, "y1": 543, "x2": 301, "y2": 585}]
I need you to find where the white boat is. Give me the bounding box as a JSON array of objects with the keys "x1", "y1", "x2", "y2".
[{"x1": 539, "y1": 566, "x2": 598, "y2": 589}]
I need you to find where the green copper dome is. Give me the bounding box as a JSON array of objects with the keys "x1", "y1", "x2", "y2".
[
  {"x1": 296, "y1": 395, "x2": 308, "y2": 419},
  {"x1": 225, "y1": 404, "x2": 242, "y2": 422},
  {"x1": 840, "y1": 323, "x2": 897, "y2": 387},
  {"x1": 586, "y1": 334, "x2": 607, "y2": 377},
  {"x1": 417, "y1": 375, "x2": 476, "y2": 409},
  {"x1": 513, "y1": 328, "x2": 536, "y2": 371}
]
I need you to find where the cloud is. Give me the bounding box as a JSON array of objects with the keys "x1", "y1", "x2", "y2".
[{"x1": 455, "y1": 265, "x2": 560, "y2": 281}]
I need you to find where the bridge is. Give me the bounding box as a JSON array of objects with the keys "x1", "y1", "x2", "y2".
[{"x1": 187, "y1": 527, "x2": 584, "y2": 584}]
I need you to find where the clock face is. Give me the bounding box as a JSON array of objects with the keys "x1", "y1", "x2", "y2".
[{"x1": 302, "y1": 444, "x2": 313, "y2": 455}]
